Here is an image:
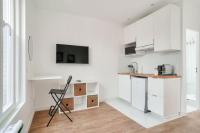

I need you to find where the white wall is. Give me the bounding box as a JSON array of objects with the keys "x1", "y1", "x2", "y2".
[
  {"x1": 32, "y1": 8, "x2": 123, "y2": 110},
  {"x1": 181, "y1": 0, "x2": 200, "y2": 114}
]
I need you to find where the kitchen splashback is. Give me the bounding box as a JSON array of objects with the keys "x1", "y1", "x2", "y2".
[{"x1": 119, "y1": 51, "x2": 181, "y2": 75}]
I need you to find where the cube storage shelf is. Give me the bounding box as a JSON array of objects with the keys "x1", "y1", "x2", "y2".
[{"x1": 59, "y1": 81, "x2": 99, "y2": 113}]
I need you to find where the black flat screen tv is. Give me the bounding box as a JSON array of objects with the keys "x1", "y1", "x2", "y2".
[{"x1": 56, "y1": 44, "x2": 89, "y2": 64}]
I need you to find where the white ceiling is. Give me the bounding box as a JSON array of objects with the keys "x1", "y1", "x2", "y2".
[{"x1": 32, "y1": 0, "x2": 181, "y2": 25}]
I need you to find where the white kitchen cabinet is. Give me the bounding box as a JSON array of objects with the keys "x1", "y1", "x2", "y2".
[
  {"x1": 123, "y1": 4, "x2": 181, "y2": 52},
  {"x1": 153, "y1": 4, "x2": 181, "y2": 52},
  {"x1": 148, "y1": 93, "x2": 164, "y2": 115},
  {"x1": 148, "y1": 78, "x2": 181, "y2": 118},
  {"x1": 118, "y1": 75, "x2": 131, "y2": 103},
  {"x1": 131, "y1": 77, "x2": 147, "y2": 111},
  {"x1": 136, "y1": 14, "x2": 154, "y2": 48},
  {"x1": 123, "y1": 23, "x2": 137, "y2": 44}
]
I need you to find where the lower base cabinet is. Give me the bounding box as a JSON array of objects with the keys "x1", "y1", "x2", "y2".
[
  {"x1": 118, "y1": 75, "x2": 131, "y2": 103},
  {"x1": 148, "y1": 78, "x2": 181, "y2": 118},
  {"x1": 131, "y1": 77, "x2": 146, "y2": 111},
  {"x1": 148, "y1": 94, "x2": 163, "y2": 115}
]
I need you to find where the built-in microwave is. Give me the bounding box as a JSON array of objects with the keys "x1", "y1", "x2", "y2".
[{"x1": 125, "y1": 42, "x2": 136, "y2": 55}]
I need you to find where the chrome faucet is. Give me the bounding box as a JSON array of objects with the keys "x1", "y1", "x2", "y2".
[{"x1": 132, "y1": 62, "x2": 138, "y2": 73}]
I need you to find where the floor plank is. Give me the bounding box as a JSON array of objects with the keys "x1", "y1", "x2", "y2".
[{"x1": 29, "y1": 103, "x2": 200, "y2": 133}]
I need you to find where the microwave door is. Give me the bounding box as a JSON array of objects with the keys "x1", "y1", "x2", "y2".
[{"x1": 125, "y1": 46, "x2": 136, "y2": 55}]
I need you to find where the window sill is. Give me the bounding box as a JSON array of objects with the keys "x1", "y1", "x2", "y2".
[{"x1": 0, "y1": 102, "x2": 25, "y2": 132}]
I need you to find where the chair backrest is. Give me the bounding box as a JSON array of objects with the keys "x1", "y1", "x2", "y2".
[
  {"x1": 67, "y1": 75, "x2": 72, "y2": 84},
  {"x1": 63, "y1": 75, "x2": 72, "y2": 93}
]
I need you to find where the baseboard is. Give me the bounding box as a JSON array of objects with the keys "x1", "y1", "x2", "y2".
[
  {"x1": 24, "y1": 110, "x2": 35, "y2": 133},
  {"x1": 35, "y1": 106, "x2": 50, "y2": 112}
]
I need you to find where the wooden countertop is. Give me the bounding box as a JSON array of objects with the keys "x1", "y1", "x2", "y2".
[{"x1": 118, "y1": 72, "x2": 181, "y2": 79}]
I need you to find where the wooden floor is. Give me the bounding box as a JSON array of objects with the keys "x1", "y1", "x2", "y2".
[{"x1": 29, "y1": 103, "x2": 200, "y2": 133}]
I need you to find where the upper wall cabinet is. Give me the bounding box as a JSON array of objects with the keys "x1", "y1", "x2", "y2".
[
  {"x1": 123, "y1": 4, "x2": 181, "y2": 52},
  {"x1": 153, "y1": 4, "x2": 181, "y2": 52},
  {"x1": 123, "y1": 23, "x2": 137, "y2": 44},
  {"x1": 136, "y1": 14, "x2": 154, "y2": 48},
  {"x1": 124, "y1": 23, "x2": 136, "y2": 44}
]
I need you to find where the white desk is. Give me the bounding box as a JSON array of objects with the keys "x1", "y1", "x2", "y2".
[
  {"x1": 28, "y1": 75, "x2": 63, "y2": 81},
  {"x1": 28, "y1": 75, "x2": 63, "y2": 111}
]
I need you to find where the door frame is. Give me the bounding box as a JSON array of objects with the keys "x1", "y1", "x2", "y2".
[{"x1": 182, "y1": 28, "x2": 200, "y2": 114}]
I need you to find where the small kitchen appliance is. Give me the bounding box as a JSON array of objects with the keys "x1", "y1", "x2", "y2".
[
  {"x1": 128, "y1": 62, "x2": 138, "y2": 73},
  {"x1": 157, "y1": 64, "x2": 174, "y2": 75}
]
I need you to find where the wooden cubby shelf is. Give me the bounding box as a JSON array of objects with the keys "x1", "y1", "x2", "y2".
[{"x1": 59, "y1": 81, "x2": 99, "y2": 113}]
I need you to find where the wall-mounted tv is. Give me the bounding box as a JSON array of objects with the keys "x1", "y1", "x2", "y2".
[{"x1": 56, "y1": 44, "x2": 89, "y2": 64}]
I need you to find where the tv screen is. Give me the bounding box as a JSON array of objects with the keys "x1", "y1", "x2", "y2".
[{"x1": 56, "y1": 44, "x2": 89, "y2": 64}]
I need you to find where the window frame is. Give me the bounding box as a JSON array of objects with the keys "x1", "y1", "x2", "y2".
[
  {"x1": 0, "y1": 0, "x2": 3, "y2": 117},
  {"x1": 0, "y1": 0, "x2": 25, "y2": 123},
  {"x1": 2, "y1": 0, "x2": 15, "y2": 113}
]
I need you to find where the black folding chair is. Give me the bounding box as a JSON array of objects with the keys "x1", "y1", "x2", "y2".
[{"x1": 47, "y1": 75, "x2": 73, "y2": 127}]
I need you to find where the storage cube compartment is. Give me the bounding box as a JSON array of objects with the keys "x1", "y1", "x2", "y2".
[
  {"x1": 59, "y1": 84, "x2": 74, "y2": 98},
  {"x1": 61, "y1": 98, "x2": 74, "y2": 111},
  {"x1": 87, "y1": 83, "x2": 98, "y2": 95},
  {"x1": 64, "y1": 84, "x2": 74, "y2": 98},
  {"x1": 74, "y1": 83, "x2": 86, "y2": 96},
  {"x1": 74, "y1": 96, "x2": 87, "y2": 111},
  {"x1": 87, "y1": 95, "x2": 98, "y2": 107}
]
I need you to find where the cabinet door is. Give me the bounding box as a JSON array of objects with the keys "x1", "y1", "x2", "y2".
[
  {"x1": 148, "y1": 94, "x2": 164, "y2": 116},
  {"x1": 148, "y1": 78, "x2": 164, "y2": 97},
  {"x1": 118, "y1": 75, "x2": 131, "y2": 103},
  {"x1": 132, "y1": 77, "x2": 146, "y2": 111},
  {"x1": 153, "y1": 5, "x2": 171, "y2": 51},
  {"x1": 136, "y1": 15, "x2": 154, "y2": 47},
  {"x1": 153, "y1": 4, "x2": 181, "y2": 51},
  {"x1": 163, "y1": 78, "x2": 181, "y2": 117},
  {"x1": 148, "y1": 78, "x2": 164, "y2": 116},
  {"x1": 124, "y1": 23, "x2": 136, "y2": 44}
]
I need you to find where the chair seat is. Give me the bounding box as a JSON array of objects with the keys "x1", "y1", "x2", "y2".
[{"x1": 49, "y1": 89, "x2": 65, "y2": 94}]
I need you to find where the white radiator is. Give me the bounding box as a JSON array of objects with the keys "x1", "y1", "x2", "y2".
[{"x1": 3, "y1": 120, "x2": 23, "y2": 133}]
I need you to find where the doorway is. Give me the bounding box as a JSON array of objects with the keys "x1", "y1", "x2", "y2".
[{"x1": 185, "y1": 29, "x2": 200, "y2": 113}]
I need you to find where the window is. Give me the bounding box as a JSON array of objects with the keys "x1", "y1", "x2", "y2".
[
  {"x1": 2, "y1": 0, "x2": 14, "y2": 112},
  {"x1": 0, "y1": 0, "x2": 24, "y2": 121}
]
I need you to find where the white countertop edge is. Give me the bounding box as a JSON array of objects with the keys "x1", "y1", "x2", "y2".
[{"x1": 28, "y1": 75, "x2": 63, "y2": 81}]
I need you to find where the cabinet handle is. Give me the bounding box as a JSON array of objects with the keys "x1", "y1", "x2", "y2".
[
  {"x1": 79, "y1": 88, "x2": 82, "y2": 91},
  {"x1": 3, "y1": 20, "x2": 12, "y2": 36},
  {"x1": 152, "y1": 94, "x2": 157, "y2": 97},
  {"x1": 28, "y1": 36, "x2": 32, "y2": 61},
  {"x1": 195, "y1": 67, "x2": 198, "y2": 73}
]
